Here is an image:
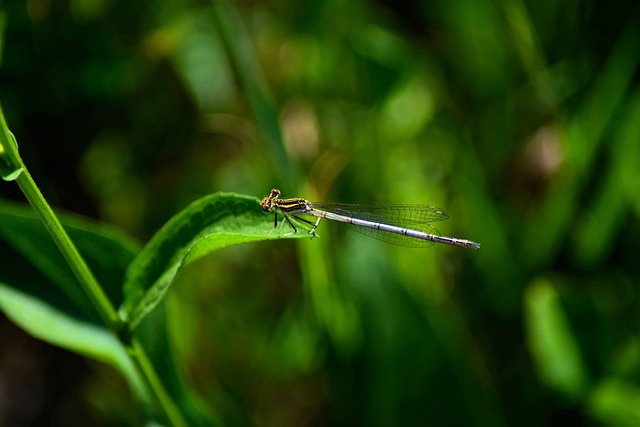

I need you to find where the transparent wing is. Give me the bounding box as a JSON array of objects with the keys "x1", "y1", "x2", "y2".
[
  {"x1": 309, "y1": 203, "x2": 449, "y2": 226},
  {"x1": 305, "y1": 203, "x2": 448, "y2": 248}
]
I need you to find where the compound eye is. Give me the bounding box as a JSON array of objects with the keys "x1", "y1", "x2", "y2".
[
  {"x1": 261, "y1": 198, "x2": 271, "y2": 213},
  {"x1": 271, "y1": 188, "x2": 281, "y2": 197}
]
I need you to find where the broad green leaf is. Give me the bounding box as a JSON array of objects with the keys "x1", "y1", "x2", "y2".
[
  {"x1": 0, "y1": 236, "x2": 146, "y2": 402},
  {"x1": 525, "y1": 278, "x2": 588, "y2": 400},
  {"x1": 0, "y1": 199, "x2": 220, "y2": 425},
  {"x1": 0, "y1": 200, "x2": 145, "y2": 392},
  {"x1": 0, "y1": 200, "x2": 141, "y2": 315},
  {"x1": 121, "y1": 192, "x2": 307, "y2": 330},
  {"x1": 0, "y1": 280, "x2": 145, "y2": 397}
]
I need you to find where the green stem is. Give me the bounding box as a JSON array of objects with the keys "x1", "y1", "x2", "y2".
[
  {"x1": 0, "y1": 106, "x2": 186, "y2": 425},
  {"x1": 0, "y1": 119, "x2": 119, "y2": 330},
  {"x1": 130, "y1": 337, "x2": 188, "y2": 427}
]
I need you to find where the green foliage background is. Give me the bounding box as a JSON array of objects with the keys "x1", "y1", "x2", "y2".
[{"x1": 1, "y1": 0, "x2": 640, "y2": 425}]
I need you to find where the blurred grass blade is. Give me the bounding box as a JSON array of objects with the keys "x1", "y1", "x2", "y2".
[
  {"x1": 121, "y1": 192, "x2": 307, "y2": 331},
  {"x1": 521, "y1": 16, "x2": 640, "y2": 269},
  {"x1": 210, "y1": 0, "x2": 296, "y2": 183},
  {"x1": 136, "y1": 302, "x2": 221, "y2": 426},
  {"x1": 588, "y1": 378, "x2": 640, "y2": 427},
  {"x1": 525, "y1": 278, "x2": 588, "y2": 400},
  {"x1": 572, "y1": 92, "x2": 640, "y2": 266}
]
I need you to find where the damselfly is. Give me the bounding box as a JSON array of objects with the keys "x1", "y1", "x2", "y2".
[{"x1": 261, "y1": 188, "x2": 480, "y2": 250}]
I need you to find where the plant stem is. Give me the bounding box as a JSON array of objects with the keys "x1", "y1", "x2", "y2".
[
  {"x1": 0, "y1": 106, "x2": 185, "y2": 425},
  {"x1": 130, "y1": 337, "x2": 188, "y2": 427},
  {"x1": 1, "y1": 107, "x2": 121, "y2": 332}
]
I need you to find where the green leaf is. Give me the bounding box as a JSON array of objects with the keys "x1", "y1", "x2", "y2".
[
  {"x1": 0, "y1": 130, "x2": 24, "y2": 181},
  {"x1": 0, "y1": 200, "x2": 141, "y2": 316},
  {"x1": 588, "y1": 378, "x2": 640, "y2": 427},
  {"x1": 0, "y1": 103, "x2": 24, "y2": 181},
  {"x1": 0, "y1": 199, "x2": 145, "y2": 385},
  {"x1": 121, "y1": 192, "x2": 307, "y2": 330},
  {"x1": 524, "y1": 278, "x2": 588, "y2": 400},
  {"x1": 0, "y1": 280, "x2": 146, "y2": 398}
]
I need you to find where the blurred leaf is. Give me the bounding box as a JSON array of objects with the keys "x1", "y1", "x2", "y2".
[
  {"x1": 378, "y1": 75, "x2": 436, "y2": 142},
  {"x1": 0, "y1": 280, "x2": 145, "y2": 398},
  {"x1": 296, "y1": 224, "x2": 362, "y2": 358},
  {"x1": 136, "y1": 301, "x2": 221, "y2": 426},
  {"x1": 572, "y1": 91, "x2": 640, "y2": 266},
  {"x1": 588, "y1": 378, "x2": 640, "y2": 427},
  {"x1": 0, "y1": 200, "x2": 141, "y2": 315},
  {"x1": 525, "y1": 278, "x2": 588, "y2": 400},
  {"x1": 165, "y1": 10, "x2": 235, "y2": 112},
  {"x1": 436, "y1": 0, "x2": 512, "y2": 92},
  {"x1": 0, "y1": 9, "x2": 5, "y2": 64},
  {"x1": 521, "y1": 16, "x2": 640, "y2": 269},
  {"x1": 610, "y1": 337, "x2": 640, "y2": 378},
  {"x1": 211, "y1": 0, "x2": 295, "y2": 183},
  {"x1": 0, "y1": 201, "x2": 146, "y2": 399},
  {"x1": 121, "y1": 192, "x2": 307, "y2": 330},
  {"x1": 265, "y1": 305, "x2": 325, "y2": 377}
]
